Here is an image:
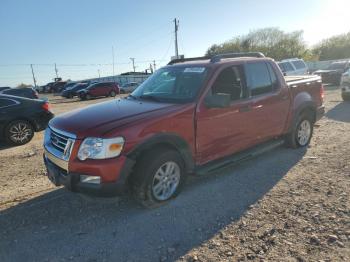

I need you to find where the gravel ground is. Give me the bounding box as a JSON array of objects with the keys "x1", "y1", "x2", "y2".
[{"x1": 0, "y1": 88, "x2": 349, "y2": 262}]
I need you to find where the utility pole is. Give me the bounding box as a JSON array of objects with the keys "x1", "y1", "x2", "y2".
[
  {"x1": 54, "y1": 63, "x2": 59, "y2": 79},
  {"x1": 112, "y1": 46, "x2": 115, "y2": 76},
  {"x1": 153, "y1": 60, "x2": 156, "y2": 71},
  {"x1": 30, "y1": 64, "x2": 37, "y2": 87},
  {"x1": 174, "y1": 18, "x2": 179, "y2": 58},
  {"x1": 130, "y1": 57, "x2": 136, "y2": 72},
  {"x1": 112, "y1": 46, "x2": 116, "y2": 82},
  {"x1": 149, "y1": 63, "x2": 153, "y2": 74}
]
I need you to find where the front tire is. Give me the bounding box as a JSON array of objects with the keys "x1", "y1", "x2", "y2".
[
  {"x1": 5, "y1": 120, "x2": 34, "y2": 146},
  {"x1": 110, "y1": 91, "x2": 116, "y2": 97},
  {"x1": 286, "y1": 112, "x2": 314, "y2": 148},
  {"x1": 130, "y1": 148, "x2": 187, "y2": 208}
]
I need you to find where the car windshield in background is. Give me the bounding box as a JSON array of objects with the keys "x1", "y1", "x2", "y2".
[
  {"x1": 131, "y1": 67, "x2": 208, "y2": 103},
  {"x1": 328, "y1": 62, "x2": 347, "y2": 70}
]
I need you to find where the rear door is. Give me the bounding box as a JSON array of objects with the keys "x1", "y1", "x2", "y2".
[{"x1": 244, "y1": 61, "x2": 291, "y2": 141}]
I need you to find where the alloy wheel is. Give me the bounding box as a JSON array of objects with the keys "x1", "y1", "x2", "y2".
[
  {"x1": 297, "y1": 120, "x2": 311, "y2": 146},
  {"x1": 151, "y1": 161, "x2": 181, "y2": 201}
]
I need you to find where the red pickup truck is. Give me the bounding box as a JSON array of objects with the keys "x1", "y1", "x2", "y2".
[{"x1": 43, "y1": 53, "x2": 324, "y2": 207}]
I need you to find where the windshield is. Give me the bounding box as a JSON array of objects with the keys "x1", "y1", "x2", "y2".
[
  {"x1": 131, "y1": 66, "x2": 208, "y2": 103},
  {"x1": 328, "y1": 62, "x2": 347, "y2": 70}
]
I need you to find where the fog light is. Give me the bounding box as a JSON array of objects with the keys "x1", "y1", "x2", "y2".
[{"x1": 80, "y1": 175, "x2": 101, "y2": 184}]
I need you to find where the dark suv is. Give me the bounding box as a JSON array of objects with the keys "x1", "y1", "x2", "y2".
[
  {"x1": 78, "y1": 82, "x2": 119, "y2": 100},
  {"x1": 61, "y1": 82, "x2": 90, "y2": 98}
]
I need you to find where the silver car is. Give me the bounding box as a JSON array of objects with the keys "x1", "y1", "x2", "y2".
[{"x1": 119, "y1": 82, "x2": 139, "y2": 94}]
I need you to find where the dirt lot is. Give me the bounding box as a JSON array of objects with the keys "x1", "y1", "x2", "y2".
[{"x1": 0, "y1": 88, "x2": 349, "y2": 262}]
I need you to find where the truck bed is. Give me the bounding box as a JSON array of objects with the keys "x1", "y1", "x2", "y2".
[{"x1": 285, "y1": 75, "x2": 321, "y2": 86}]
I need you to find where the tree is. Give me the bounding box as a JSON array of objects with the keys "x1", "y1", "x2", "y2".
[
  {"x1": 205, "y1": 28, "x2": 309, "y2": 61},
  {"x1": 17, "y1": 83, "x2": 32, "y2": 88},
  {"x1": 312, "y1": 32, "x2": 350, "y2": 60}
]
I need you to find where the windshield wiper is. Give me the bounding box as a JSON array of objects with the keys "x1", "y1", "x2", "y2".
[{"x1": 139, "y1": 95, "x2": 161, "y2": 102}]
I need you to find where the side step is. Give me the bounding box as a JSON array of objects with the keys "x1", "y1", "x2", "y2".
[{"x1": 195, "y1": 138, "x2": 285, "y2": 175}]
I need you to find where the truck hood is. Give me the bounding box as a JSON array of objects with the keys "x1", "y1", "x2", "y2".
[{"x1": 49, "y1": 97, "x2": 177, "y2": 138}]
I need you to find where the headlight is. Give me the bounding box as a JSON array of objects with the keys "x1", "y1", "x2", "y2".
[{"x1": 77, "y1": 137, "x2": 124, "y2": 161}]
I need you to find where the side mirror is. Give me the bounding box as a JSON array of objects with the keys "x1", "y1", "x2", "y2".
[
  {"x1": 283, "y1": 72, "x2": 287, "y2": 76},
  {"x1": 204, "y1": 93, "x2": 231, "y2": 108}
]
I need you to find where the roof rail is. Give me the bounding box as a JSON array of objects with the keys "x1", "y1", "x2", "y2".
[
  {"x1": 167, "y1": 56, "x2": 211, "y2": 65},
  {"x1": 210, "y1": 52, "x2": 265, "y2": 63}
]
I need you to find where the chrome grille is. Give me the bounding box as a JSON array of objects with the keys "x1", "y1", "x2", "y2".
[{"x1": 50, "y1": 129, "x2": 69, "y2": 153}]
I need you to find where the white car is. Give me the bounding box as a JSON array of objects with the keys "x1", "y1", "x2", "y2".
[
  {"x1": 278, "y1": 58, "x2": 308, "y2": 76},
  {"x1": 341, "y1": 68, "x2": 350, "y2": 101}
]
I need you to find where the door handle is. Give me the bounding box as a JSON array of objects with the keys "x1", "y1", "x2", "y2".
[{"x1": 239, "y1": 105, "x2": 251, "y2": 113}]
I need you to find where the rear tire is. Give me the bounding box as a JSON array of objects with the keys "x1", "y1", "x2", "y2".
[
  {"x1": 110, "y1": 91, "x2": 116, "y2": 97},
  {"x1": 286, "y1": 112, "x2": 314, "y2": 148},
  {"x1": 130, "y1": 148, "x2": 187, "y2": 208},
  {"x1": 5, "y1": 120, "x2": 34, "y2": 146},
  {"x1": 86, "y1": 94, "x2": 91, "y2": 100}
]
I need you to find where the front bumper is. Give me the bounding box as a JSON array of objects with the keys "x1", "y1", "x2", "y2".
[{"x1": 43, "y1": 152, "x2": 135, "y2": 197}]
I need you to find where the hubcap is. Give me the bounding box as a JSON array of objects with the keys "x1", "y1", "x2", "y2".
[
  {"x1": 9, "y1": 123, "x2": 32, "y2": 143},
  {"x1": 152, "y1": 161, "x2": 181, "y2": 201},
  {"x1": 297, "y1": 120, "x2": 311, "y2": 146}
]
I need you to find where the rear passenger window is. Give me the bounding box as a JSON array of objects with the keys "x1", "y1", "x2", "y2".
[{"x1": 245, "y1": 62, "x2": 273, "y2": 96}]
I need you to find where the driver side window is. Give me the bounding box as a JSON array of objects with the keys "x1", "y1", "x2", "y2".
[{"x1": 210, "y1": 66, "x2": 246, "y2": 101}]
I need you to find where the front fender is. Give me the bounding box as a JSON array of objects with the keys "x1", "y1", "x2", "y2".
[{"x1": 127, "y1": 132, "x2": 195, "y2": 173}]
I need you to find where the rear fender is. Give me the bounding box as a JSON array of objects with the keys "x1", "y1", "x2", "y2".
[{"x1": 289, "y1": 91, "x2": 316, "y2": 132}]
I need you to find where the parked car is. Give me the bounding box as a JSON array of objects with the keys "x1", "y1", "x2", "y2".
[
  {"x1": 51, "y1": 81, "x2": 68, "y2": 93},
  {"x1": 1, "y1": 94, "x2": 54, "y2": 145},
  {"x1": 34, "y1": 85, "x2": 45, "y2": 93},
  {"x1": 119, "y1": 82, "x2": 139, "y2": 93},
  {"x1": 61, "y1": 82, "x2": 77, "y2": 91},
  {"x1": 314, "y1": 61, "x2": 350, "y2": 85},
  {"x1": 61, "y1": 82, "x2": 90, "y2": 98},
  {"x1": 340, "y1": 68, "x2": 350, "y2": 101},
  {"x1": 1, "y1": 87, "x2": 39, "y2": 99},
  {"x1": 0, "y1": 87, "x2": 11, "y2": 92},
  {"x1": 43, "y1": 82, "x2": 55, "y2": 93},
  {"x1": 43, "y1": 52, "x2": 324, "y2": 207},
  {"x1": 77, "y1": 82, "x2": 119, "y2": 100},
  {"x1": 278, "y1": 58, "x2": 308, "y2": 76}
]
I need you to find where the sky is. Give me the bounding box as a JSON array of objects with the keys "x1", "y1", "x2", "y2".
[{"x1": 0, "y1": 0, "x2": 349, "y2": 86}]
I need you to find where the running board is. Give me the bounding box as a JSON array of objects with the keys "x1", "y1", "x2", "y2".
[{"x1": 195, "y1": 139, "x2": 285, "y2": 175}]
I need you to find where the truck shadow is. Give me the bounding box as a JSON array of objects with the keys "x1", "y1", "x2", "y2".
[
  {"x1": 0, "y1": 146, "x2": 306, "y2": 262},
  {"x1": 326, "y1": 101, "x2": 350, "y2": 123}
]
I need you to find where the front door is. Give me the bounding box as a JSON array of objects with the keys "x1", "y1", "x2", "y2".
[{"x1": 195, "y1": 65, "x2": 259, "y2": 165}]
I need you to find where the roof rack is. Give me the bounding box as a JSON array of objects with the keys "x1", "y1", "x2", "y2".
[
  {"x1": 168, "y1": 52, "x2": 265, "y2": 65},
  {"x1": 210, "y1": 52, "x2": 265, "y2": 63},
  {"x1": 167, "y1": 56, "x2": 211, "y2": 65}
]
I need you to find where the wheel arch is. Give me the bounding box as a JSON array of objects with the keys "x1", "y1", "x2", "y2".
[{"x1": 127, "y1": 133, "x2": 195, "y2": 173}]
